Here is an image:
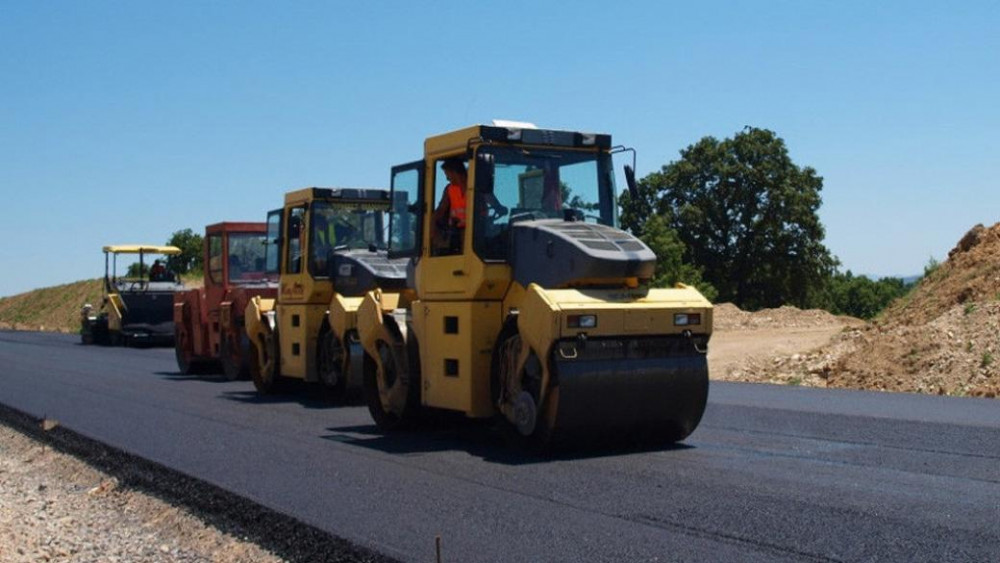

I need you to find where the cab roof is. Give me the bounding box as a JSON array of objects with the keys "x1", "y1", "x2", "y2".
[
  {"x1": 102, "y1": 245, "x2": 182, "y2": 255},
  {"x1": 425, "y1": 124, "x2": 612, "y2": 157},
  {"x1": 283, "y1": 187, "x2": 391, "y2": 207}
]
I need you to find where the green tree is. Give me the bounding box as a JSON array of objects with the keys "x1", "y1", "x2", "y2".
[
  {"x1": 166, "y1": 229, "x2": 203, "y2": 275},
  {"x1": 827, "y1": 271, "x2": 911, "y2": 319},
  {"x1": 638, "y1": 127, "x2": 838, "y2": 310},
  {"x1": 641, "y1": 215, "x2": 717, "y2": 300},
  {"x1": 923, "y1": 256, "x2": 941, "y2": 279},
  {"x1": 126, "y1": 262, "x2": 147, "y2": 278}
]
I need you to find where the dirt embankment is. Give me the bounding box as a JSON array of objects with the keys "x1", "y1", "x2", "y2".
[
  {"x1": 0, "y1": 275, "x2": 203, "y2": 334},
  {"x1": 724, "y1": 222, "x2": 1000, "y2": 398},
  {"x1": 0, "y1": 279, "x2": 104, "y2": 334}
]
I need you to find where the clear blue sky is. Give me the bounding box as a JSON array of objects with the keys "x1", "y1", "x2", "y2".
[{"x1": 2, "y1": 1, "x2": 997, "y2": 297}]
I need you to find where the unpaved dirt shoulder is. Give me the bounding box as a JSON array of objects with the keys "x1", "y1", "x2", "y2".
[
  {"x1": 0, "y1": 422, "x2": 285, "y2": 563},
  {"x1": 709, "y1": 302, "x2": 862, "y2": 387},
  {"x1": 709, "y1": 325, "x2": 845, "y2": 385}
]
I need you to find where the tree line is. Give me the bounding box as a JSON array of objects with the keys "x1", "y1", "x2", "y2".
[
  {"x1": 622, "y1": 126, "x2": 914, "y2": 320},
  {"x1": 126, "y1": 229, "x2": 203, "y2": 278}
]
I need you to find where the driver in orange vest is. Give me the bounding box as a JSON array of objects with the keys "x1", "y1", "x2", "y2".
[{"x1": 432, "y1": 158, "x2": 470, "y2": 254}]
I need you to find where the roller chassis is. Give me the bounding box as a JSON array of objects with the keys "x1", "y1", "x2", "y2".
[
  {"x1": 173, "y1": 222, "x2": 276, "y2": 378},
  {"x1": 242, "y1": 188, "x2": 408, "y2": 399}
]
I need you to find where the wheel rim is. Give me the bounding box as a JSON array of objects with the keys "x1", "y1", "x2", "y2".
[
  {"x1": 318, "y1": 330, "x2": 343, "y2": 387},
  {"x1": 511, "y1": 391, "x2": 538, "y2": 436}
]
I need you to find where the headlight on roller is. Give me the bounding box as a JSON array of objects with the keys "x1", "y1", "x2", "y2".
[
  {"x1": 674, "y1": 313, "x2": 701, "y2": 326},
  {"x1": 567, "y1": 314, "x2": 597, "y2": 329}
]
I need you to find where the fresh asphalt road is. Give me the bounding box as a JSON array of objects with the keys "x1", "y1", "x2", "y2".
[{"x1": 2, "y1": 330, "x2": 998, "y2": 562}]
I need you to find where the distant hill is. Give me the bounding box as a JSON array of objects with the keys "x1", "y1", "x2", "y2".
[
  {"x1": 0, "y1": 274, "x2": 203, "y2": 334},
  {"x1": 0, "y1": 279, "x2": 104, "y2": 333}
]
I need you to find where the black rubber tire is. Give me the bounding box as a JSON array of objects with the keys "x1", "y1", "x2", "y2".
[
  {"x1": 220, "y1": 331, "x2": 249, "y2": 381},
  {"x1": 174, "y1": 326, "x2": 204, "y2": 375},
  {"x1": 316, "y1": 327, "x2": 347, "y2": 398},
  {"x1": 250, "y1": 334, "x2": 282, "y2": 394}
]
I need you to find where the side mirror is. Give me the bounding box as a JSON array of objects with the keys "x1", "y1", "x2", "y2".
[{"x1": 624, "y1": 164, "x2": 638, "y2": 200}]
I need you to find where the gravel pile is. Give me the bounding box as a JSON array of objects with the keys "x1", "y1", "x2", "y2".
[{"x1": 713, "y1": 302, "x2": 861, "y2": 331}]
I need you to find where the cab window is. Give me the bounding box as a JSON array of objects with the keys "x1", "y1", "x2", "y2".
[
  {"x1": 208, "y1": 234, "x2": 223, "y2": 284},
  {"x1": 286, "y1": 206, "x2": 306, "y2": 274}
]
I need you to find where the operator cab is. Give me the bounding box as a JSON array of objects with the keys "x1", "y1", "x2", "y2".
[
  {"x1": 389, "y1": 124, "x2": 623, "y2": 260},
  {"x1": 262, "y1": 188, "x2": 406, "y2": 298},
  {"x1": 387, "y1": 123, "x2": 641, "y2": 297},
  {"x1": 205, "y1": 226, "x2": 273, "y2": 288}
]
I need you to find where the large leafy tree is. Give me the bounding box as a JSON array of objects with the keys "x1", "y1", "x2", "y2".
[
  {"x1": 828, "y1": 271, "x2": 911, "y2": 320},
  {"x1": 640, "y1": 215, "x2": 717, "y2": 300},
  {"x1": 633, "y1": 127, "x2": 837, "y2": 310},
  {"x1": 166, "y1": 228, "x2": 203, "y2": 275}
]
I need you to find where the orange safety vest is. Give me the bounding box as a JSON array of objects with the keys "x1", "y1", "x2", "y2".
[{"x1": 446, "y1": 183, "x2": 467, "y2": 228}]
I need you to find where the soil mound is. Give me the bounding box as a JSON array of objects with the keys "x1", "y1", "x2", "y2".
[
  {"x1": 751, "y1": 222, "x2": 1000, "y2": 398},
  {"x1": 883, "y1": 223, "x2": 1000, "y2": 327},
  {"x1": 714, "y1": 302, "x2": 861, "y2": 331}
]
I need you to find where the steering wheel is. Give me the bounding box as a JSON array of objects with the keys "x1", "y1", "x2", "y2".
[
  {"x1": 510, "y1": 210, "x2": 544, "y2": 223},
  {"x1": 489, "y1": 206, "x2": 509, "y2": 221}
]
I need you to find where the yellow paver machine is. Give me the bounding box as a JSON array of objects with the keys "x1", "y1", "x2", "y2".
[{"x1": 81, "y1": 245, "x2": 185, "y2": 346}]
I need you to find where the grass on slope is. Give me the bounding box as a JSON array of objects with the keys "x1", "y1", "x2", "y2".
[
  {"x1": 0, "y1": 279, "x2": 104, "y2": 333},
  {"x1": 0, "y1": 273, "x2": 203, "y2": 334}
]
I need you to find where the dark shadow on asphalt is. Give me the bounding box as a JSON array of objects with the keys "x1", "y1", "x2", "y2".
[
  {"x1": 321, "y1": 413, "x2": 695, "y2": 465},
  {"x1": 156, "y1": 371, "x2": 233, "y2": 383},
  {"x1": 155, "y1": 371, "x2": 363, "y2": 409},
  {"x1": 217, "y1": 388, "x2": 350, "y2": 411}
]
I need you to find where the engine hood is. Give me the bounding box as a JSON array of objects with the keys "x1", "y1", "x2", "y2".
[
  {"x1": 509, "y1": 220, "x2": 656, "y2": 288},
  {"x1": 328, "y1": 250, "x2": 408, "y2": 296}
]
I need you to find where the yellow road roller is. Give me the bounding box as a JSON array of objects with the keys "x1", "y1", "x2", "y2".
[
  {"x1": 244, "y1": 187, "x2": 409, "y2": 396},
  {"x1": 357, "y1": 123, "x2": 713, "y2": 446}
]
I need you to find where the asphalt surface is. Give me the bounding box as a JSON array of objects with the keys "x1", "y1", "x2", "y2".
[{"x1": 2, "y1": 330, "x2": 999, "y2": 562}]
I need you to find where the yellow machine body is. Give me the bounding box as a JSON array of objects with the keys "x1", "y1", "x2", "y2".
[
  {"x1": 81, "y1": 244, "x2": 183, "y2": 346},
  {"x1": 358, "y1": 124, "x2": 714, "y2": 445},
  {"x1": 245, "y1": 187, "x2": 407, "y2": 393}
]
